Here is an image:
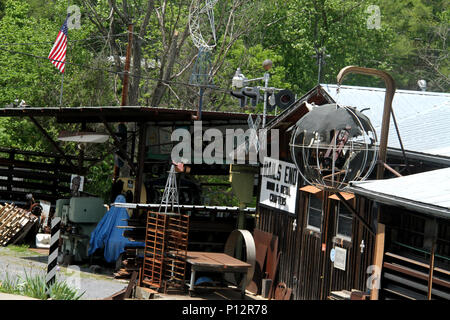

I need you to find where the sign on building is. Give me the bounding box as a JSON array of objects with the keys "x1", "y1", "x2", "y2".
[
  {"x1": 70, "y1": 175, "x2": 84, "y2": 193},
  {"x1": 259, "y1": 157, "x2": 298, "y2": 215},
  {"x1": 334, "y1": 247, "x2": 347, "y2": 271}
]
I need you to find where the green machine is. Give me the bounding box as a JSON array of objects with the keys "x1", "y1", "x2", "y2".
[
  {"x1": 229, "y1": 164, "x2": 258, "y2": 259},
  {"x1": 55, "y1": 197, "x2": 106, "y2": 263},
  {"x1": 229, "y1": 164, "x2": 258, "y2": 228}
]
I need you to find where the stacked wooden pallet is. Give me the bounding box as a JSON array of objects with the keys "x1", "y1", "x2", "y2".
[
  {"x1": 0, "y1": 203, "x2": 38, "y2": 246},
  {"x1": 140, "y1": 211, "x2": 189, "y2": 293},
  {"x1": 163, "y1": 214, "x2": 189, "y2": 293}
]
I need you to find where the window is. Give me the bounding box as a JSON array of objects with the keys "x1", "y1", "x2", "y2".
[
  {"x1": 307, "y1": 194, "x2": 322, "y2": 231},
  {"x1": 336, "y1": 203, "x2": 353, "y2": 240}
]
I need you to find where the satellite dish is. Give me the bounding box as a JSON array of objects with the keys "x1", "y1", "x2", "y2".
[{"x1": 58, "y1": 131, "x2": 110, "y2": 143}]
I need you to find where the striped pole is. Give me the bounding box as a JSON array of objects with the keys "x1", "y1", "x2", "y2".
[{"x1": 46, "y1": 217, "x2": 61, "y2": 295}]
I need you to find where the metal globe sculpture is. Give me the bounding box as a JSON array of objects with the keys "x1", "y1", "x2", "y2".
[{"x1": 290, "y1": 104, "x2": 378, "y2": 190}]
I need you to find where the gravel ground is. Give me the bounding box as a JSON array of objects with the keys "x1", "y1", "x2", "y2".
[
  {"x1": 0, "y1": 247, "x2": 266, "y2": 301},
  {"x1": 0, "y1": 246, "x2": 128, "y2": 300}
]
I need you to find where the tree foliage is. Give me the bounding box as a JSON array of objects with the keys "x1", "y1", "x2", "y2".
[{"x1": 0, "y1": 0, "x2": 447, "y2": 200}]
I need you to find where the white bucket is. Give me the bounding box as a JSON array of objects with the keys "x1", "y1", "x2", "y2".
[{"x1": 35, "y1": 233, "x2": 51, "y2": 249}]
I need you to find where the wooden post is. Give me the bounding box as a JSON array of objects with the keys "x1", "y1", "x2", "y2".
[
  {"x1": 134, "y1": 122, "x2": 147, "y2": 205},
  {"x1": 121, "y1": 23, "x2": 134, "y2": 106},
  {"x1": 370, "y1": 223, "x2": 385, "y2": 300},
  {"x1": 427, "y1": 220, "x2": 438, "y2": 300},
  {"x1": 78, "y1": 122, "x2": 86, "y2": 175}
]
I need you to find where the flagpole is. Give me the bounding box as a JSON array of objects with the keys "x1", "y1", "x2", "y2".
[
  {"x1": 61, "y1": 1, "x2": 68, "y2": 108},
  {"x1": 59, "y1": 72, "x2": 65, "y2": 108}
]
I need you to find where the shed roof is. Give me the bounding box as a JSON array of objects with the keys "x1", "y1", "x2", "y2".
[
  {"x1": 0, "y1": 106, "x2": 272, "y2": 124},
  {"x1": 322, "y1": 84, "x2": 450, "y2": 158},
  {"x1": 348, "y1": 168, "x2": 450, "y2": 219}
]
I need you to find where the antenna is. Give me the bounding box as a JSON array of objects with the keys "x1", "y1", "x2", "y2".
[
  {"x1": 188, "y1": 0, "x2": 219, "y2": 52},
  {"x1": 159, "y1": 164, "x2": 180, "y2": 215},
  {"x1": 189, "y1": 0, "x2": 219, "y2": 119}
]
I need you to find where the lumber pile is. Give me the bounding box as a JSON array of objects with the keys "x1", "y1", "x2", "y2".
[
  {"x1": 0, "y1": 203, "x2": 38, "y2": 246},
  {"x1": 114, "y1": 248, "x2": 144, "y2": 279},
  {"x1": 114, "y1": 218, "x2": 146, "y2": 279}
]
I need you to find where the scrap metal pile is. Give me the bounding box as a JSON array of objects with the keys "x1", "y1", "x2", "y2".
[
  {"x1": 0, "y1": 203, "x2": 39, "y2": 246},
  {"x1": 247, "y1": 228, "x2": 291, "y2": 300}
]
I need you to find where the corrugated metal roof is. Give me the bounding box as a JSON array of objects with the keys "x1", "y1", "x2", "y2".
[
  {"x1": 348, "y1": 168, "x2": 450, "y2": 219},
  {"x1": 322, "y1": 84, "x2": 450, "y2": 157}
]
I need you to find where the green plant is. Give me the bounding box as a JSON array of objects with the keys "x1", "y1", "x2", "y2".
[
  {"x1": 7, "y1": 244, "x2": 30, "y2": 253},
  {"x1": 49, "y1": 280, "x2": 85, "y2": 300},
  {"x1": 18, "y1": 270, "x2": 47, "y2": 300},
  {"x1": 0, "y1": 272, "x2": 20, "y2": 295},
  {"x1": 0, "y1": 270, "x2": 84, "y2": 300}
]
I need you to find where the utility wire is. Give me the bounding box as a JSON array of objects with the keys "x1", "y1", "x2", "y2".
[
  {"x1": 0, "y1": 46, "x2": 231, "y2": 93},
  {"x1": 0, "y1": 33, "x2": 129, "y2": 47}
]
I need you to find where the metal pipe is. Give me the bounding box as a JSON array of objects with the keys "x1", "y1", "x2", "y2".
[
  {"x1": 197, "y1": 87, "x2": 205, "y2": 120},
  {"x1": 337, "y1": 66, "x2": 395, "y2": 299},
  {"x1": 380, "y1": 161, "x2": 402, "y2": 177},
  {"x1": 262, "y1": 72, "x2": 270, "y2": 128},
  {"x1": 336, "y1": 66, "x2": 396, "y2": 180}
]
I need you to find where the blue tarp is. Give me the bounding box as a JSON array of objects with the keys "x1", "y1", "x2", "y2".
[{"x1": 88, "y1": 195, "x2": 145, "y2": 263}]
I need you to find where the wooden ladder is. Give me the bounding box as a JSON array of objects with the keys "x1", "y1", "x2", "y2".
[
  {"x1": 164, "y1": 214, "x2": 189, "y2": 293},
  {"x1": 141, "y1": 212, "x2": 167, "y2": 289}
]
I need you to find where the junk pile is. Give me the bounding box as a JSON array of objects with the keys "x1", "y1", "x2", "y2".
[{"x1": 0, "y1": 203, "x2": 39, "y2": 246}]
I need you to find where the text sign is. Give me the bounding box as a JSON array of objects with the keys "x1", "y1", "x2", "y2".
[
  {"x1": 259, "y1": 157, "x2": 298, "y2": 214},
  {"x1": 334, "y1": 247, "x2": 347, "y2": 271}
]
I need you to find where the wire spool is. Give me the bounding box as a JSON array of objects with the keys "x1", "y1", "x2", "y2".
[{"x1": 224, "y1": 229, "x2": 256, "y2": 289}]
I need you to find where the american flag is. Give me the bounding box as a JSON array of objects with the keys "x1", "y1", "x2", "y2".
[{"x1": 48, "y1": 16, "x2": 69, "y2": 73}]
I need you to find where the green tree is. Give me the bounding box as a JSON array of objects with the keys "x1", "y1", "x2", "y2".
[
  {"x1": 378, "y1": 0, "x2": 449, "y2": 91},
  {"x1": 247, "y1": 0, "x2": 395, "y2": 94}
]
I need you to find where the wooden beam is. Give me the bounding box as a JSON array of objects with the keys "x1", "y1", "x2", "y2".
[
  {"x1": 370, "y1": 223, "x2": 385, "y2": 300},
  {"x1": 383, "y1": 262, "x2": 450, "y2": 289},
  {"x1": 102, "y1": 119, "x2": 136, "y2": 175},
  {"x1": 427, "y1": 220, "x2": 439, "y2": 300},
  {"x1": 385, "y1": 252, "x2": 450, "y2": 276},
  {"x1": 334, "y1": 192, "x2": 375, "y2": 236},
  {"x1": 134, "y1": 122, "x2": 147, "y2": 205},
  {"x1": 28, "y1": 116, "x2": 77, "y2": 170}
]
